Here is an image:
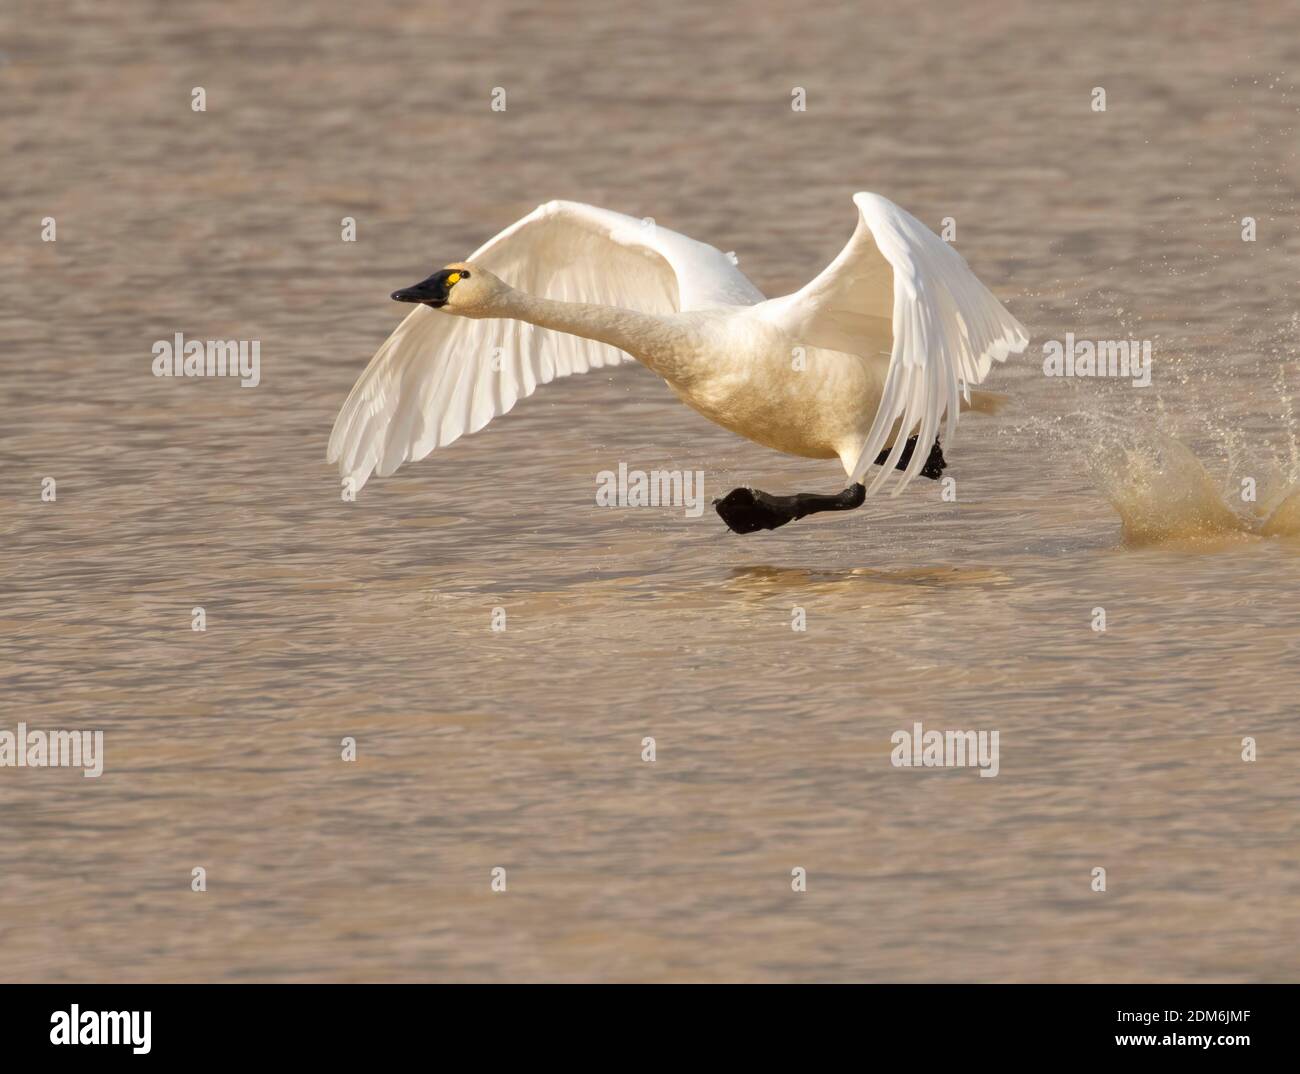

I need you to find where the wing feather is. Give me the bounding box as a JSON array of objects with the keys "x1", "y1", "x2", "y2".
[
  {"x1": 328, "y1": 200, "x2": 763, "y2": 494},
  {"x1": 764, "y1": 192, "x2": 1028, "y2": 495},
  {"x1": 857, "y1": 192, "x2": 1029, "y2": 494}
]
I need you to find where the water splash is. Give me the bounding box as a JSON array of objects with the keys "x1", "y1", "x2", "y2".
[
  {"x1": 1085, "y1": 428, "x2": 1300, "y2": 547},
  {"x1": 1003, "y1": 351, "x2": 1300, "y2": 548}
]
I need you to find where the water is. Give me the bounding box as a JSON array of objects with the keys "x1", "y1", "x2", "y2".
[{"x1": 1, "y1": 0, "x2": 1298, "y2": 982}]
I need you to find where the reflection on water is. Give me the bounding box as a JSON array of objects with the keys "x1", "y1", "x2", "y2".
[
  {"x1": 726, "y1": 565, "x2": 1014, "y2": 590},
  {"x1": 2, "y1": 1, "x2": 1299, "y2": 982}
]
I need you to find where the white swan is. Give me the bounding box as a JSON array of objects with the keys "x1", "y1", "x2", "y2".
[{"x1": 328, "y1": 193, "x2": 1028, "y2": 532}]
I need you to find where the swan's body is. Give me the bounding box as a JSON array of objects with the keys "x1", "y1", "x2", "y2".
[{"x1": 328, "y1": 193, "x2": 1028, "y2": 530}]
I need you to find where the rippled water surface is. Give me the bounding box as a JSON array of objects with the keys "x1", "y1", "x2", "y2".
[{"x1": 2, "y1": 0, "x2": 1298, "y2": 981}]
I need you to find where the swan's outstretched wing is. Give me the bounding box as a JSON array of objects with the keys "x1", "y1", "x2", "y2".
[
  {"x1": 328, "y1": 201, "x2": 763, "y2": 493},
  {"x1": 762, "y1": 192, "x2": 1028, "y2": 495}
]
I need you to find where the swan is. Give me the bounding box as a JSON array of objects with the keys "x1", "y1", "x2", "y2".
[{"x1": 327, "y1": 193, "x2": 1028, "y2": 533}]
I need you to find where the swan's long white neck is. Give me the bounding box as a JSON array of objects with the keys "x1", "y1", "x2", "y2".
[{"x1": 494, "y1": 289, "x2": 697, "y2": 382}]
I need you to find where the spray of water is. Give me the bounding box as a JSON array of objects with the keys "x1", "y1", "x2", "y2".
[
  {"x1": 1088, "y1": 432, "x2": 1257, "y2": 545},
  {"x1": 1079, "y1": 365, "x2": 1300, "y2": 546},
  {"x1": 1006, "y1": 363, "x2": 1300, "y2": 547}
]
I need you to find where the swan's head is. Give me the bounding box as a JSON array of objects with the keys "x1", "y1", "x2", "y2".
[{"x1": 390, "y1": 262, "x2": 508, "y2": 318}]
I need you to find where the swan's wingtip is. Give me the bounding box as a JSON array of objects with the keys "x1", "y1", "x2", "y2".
[{"x1": 342, "y1": 471, "x2": 368, "y2": 497}]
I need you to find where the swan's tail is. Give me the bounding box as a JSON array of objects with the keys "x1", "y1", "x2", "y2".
[{"x1": 961, "y1": 390, "x2": 1011, "y2": 416}]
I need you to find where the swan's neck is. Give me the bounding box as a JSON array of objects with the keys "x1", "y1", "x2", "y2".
[{"x1": 499, "y1": 291, "x2": 695, "y2": 381}]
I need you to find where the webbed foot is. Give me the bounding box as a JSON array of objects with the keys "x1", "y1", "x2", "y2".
[
  {"x1": 874, "y1": 435, "x2": 946, "y2": 480},
  {"x1": 713, "y1": 483, "x2": 866, "y2": 534}
]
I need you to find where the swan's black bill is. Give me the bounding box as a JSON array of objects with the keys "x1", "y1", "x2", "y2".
[{"x1": 391, "y1": 269, "x2": 461, "y2": 308}]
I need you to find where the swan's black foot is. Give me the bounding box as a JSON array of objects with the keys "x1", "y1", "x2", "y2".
[
  {"x1": 713, "y1": 488, "x2": 797, "y2": 533},
  {"x1": 713, "y1": 483, "x2": 866, "y2": 534},
  {"x1": 875, "y1": 436, "x2": 946, "y2": 480}
]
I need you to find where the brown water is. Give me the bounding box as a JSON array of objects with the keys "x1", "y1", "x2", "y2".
[{"x1": 2, "y1": 0, "x2": 1299, "y2": 982}]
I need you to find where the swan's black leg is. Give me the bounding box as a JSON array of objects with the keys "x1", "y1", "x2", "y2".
[
  {"x1": 714, "y1": 482, "x2": 866, "y2": 534},
  {"x1": 712, "y1": 437, "x2": 945, "y2": 534},
  {"x1": 875, "y1": 435, "x2": 946, "y2": 480}
]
